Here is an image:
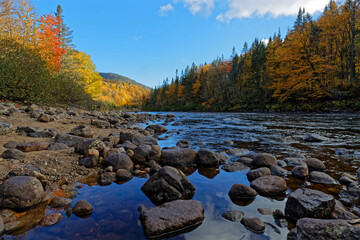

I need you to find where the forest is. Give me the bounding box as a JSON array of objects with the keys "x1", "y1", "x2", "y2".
[
  {"x1": 147, "y1": 0, "x2": 360, "y2": 111},
  {"x1": 0, "y1": 0, "x2": 149, "y2": 108}
]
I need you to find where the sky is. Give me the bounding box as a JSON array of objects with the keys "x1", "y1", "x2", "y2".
[{"x1": 33, "y1": 0, "x2": 332, "y2": 88}]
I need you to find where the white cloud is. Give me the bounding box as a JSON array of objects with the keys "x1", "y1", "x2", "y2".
[
  {"x1": 261, "y1": 38, "x2": 269, "y2": 45},
  {"x1": 183, "y1": 0, "x2": 215, "y2": 15},
  {"x1": 216, "y1": 0, "x2": 330, "y2": 22},
  {"x1": 159, "y1": 3, "x2": 175, "y2": 16}
]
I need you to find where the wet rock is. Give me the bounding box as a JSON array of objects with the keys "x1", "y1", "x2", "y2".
[
  {"x1": 197, "y1": 149, "x2": 220, "y2": 167},
  {"x1": 70, "y1": 125, "x2": 94, "y2": 138},
  {"x1": 224, "y1": 140, "x2": 234, "y2": 145},
  {"x1": 285, "y1": 188, "x2": 335, "y2": 222},
  {"x1": 273, "y1": 209, "x2": 285, "y2": 219},
  {"x1": 116, "y1": 169, "x2": 132, "y2": 181},
  {"x1": 225, "y1": 148, "x2": 251, "y2": 157},
  {"x1": 120, "y1": 141, "x2": 137, "y2": 150},
  {"x1": 246, "y1": 167, "x2": 271, "y2": 182},
  {"x1": 99, "y1": 172, "x2": 116, "y2": 186},
  {"x1": 258, "y1": 208, "x2": 274, "y2": 215},
  {"x1": 0, "y1": 176, "x2": 44, "y2": 209},
  {"x1": 292, "y1": 164, "x2": 309, "y2": 179},
  {"x1": 102, "y1": 153, "x2": 133, "y2": 171},
  {"x1": 339, "y1": 173, "x2": 357, "y2": 186},
  {"x1": 310, "y1": 171, "x2": 337, "y2": 185},
  {"x1": 331, "y1": 200, "x2": 358, "y2": 220},
  {"x1": 160, "y1": 148, "x2": 197, "y2": 168},
  {"x1": 269, "y1": 165, "x2": 289, "y2": 177},
  {"x1": 252, "y1": 153, "x2": 277, "y2": 167},
  {"x1": 1, "y1": 149, "x2": 26, "y2": 159},
  {"x1": 221, "y1": 210, "x2": 244, "y2": 222},
  {"x1": 228, "y1": 184, "x2": 257, "y2": 201},
  {"x1": 39, "y1": 213, "x2": 63, "y2": 227},
  {"x1": 303, "y1": 134, "x2": 329, "y2": 142},
  {"x1": 78, "y1": 156, "x2": 98, "y2": 168},
  {"x1": 49, "y1": 196, "x2": 72, "y2": 208},
  {"x1": 149, "y1": 145, "x2": 161, "y2": 162},
  {"x1": 222, "y1": 162, "x2": 249, "y2": 172},
  {"x1": 237, "y1": 157, "x2": 253, "y2": 166},
  {"x1": 304, "y1": 158, "x2": 326, "y2": 172},
  {"x1": 141, "y1": 166, "x2": 195, "y2": 205},
  {"x1": 293, "y1": 218, "x2": 360, "y2": 239},
  {"x1": 176, "y1": 140, "x2": 190, "y2": 148},
  {"x1": 3, "y1": 141, "x2": 18, "y2": 149},
  {"x1": 75, "y1": 139, "x2": 105, "y2": 155},
  {"x1": 289, "y1": 153, "x2": 306, "y2": 159},
  {"x1": 16, "y1": 142, "x2": 47, "y2": 152},
  {"x1": 284, "y1": 157, "x2": 305, "y2": 166},
  {"x1": 146, "y1": 125, "x2": 167, "y2": 134},
  {"x1": 72, "y1": 200, "x2": 94, "y2": 217},
  {"x1": 277, "y1": 160, "x2": 287, "y2": 167},
  {"x1": 0, "y1": 121, "x2": 13, "y2": 135},
  {"x1": 338, "y1": 189, "x2": 360, "y2": 206},
  {"x1": 55, "y1": 133, "x2": 86, "y2": 147},
  {"x1": 250, "y1": 175, "x2": 287, "y2": 196},
  {"x1": 132, "y1": 136, "x2": 158, "y2": 146},
  {"x1": 241, "y1": 217, "x2": 265, "y2": 233},
  {"x1": 47, "y1": 143, "x2": 69, "y2": 151},
  {"x1": 140, "y1": 200, "x2": 203, "y2": 238},
  {"x1": 132, "y1": 145, "x2": 152, "y2": 164}
]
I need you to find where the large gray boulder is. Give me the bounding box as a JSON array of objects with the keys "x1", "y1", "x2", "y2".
[
  {"x1": 246, "y1": 167, "x2": 271, "y2": 182},
  {"x1": 252, "y1": 153, "x2": 277, "y2": 167},
  {"x1": 228, "y1": 184, "x2": 257, "y2": 201},
  {"x1": 0, "y1": 121, "x2": 13, "y2": 135},
  {"x1": 139, "y1": 200, "x2": 204, "y2": 238},
  {"x1": 309, "y1": 171, "x2": 337, "y2": 185},
  {"x1": 197, "y1": 149, "x2": 220, "y2": 167},
  {"x1": 141, "y1": 166, "x2": 195, "y2": 205},
  {"x1": 250, "y1": 175, "x2": 287, "y2": 196},
  {"x1": 291, "y1": 218, "x2": 360, "y2": 240},
  {"x1": 0, "y1": 176, "x2": 44, "y2": 209},
  {"x1": 102, "y1": 153, "x2": 133, "y2": 171},
  {"x1": 285, "y1": 188, "x2": 335, "y2": 222},
  {"x1": 305, "y1": 158, "x2": 326, "y2": 171},
  {"x1": 160, "y1": 148, "x2": 197, "y2": 167}
]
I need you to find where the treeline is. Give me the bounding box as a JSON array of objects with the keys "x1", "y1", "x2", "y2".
[{"x1": 148, "y1": 0, "x2": 360, "y2": 111}]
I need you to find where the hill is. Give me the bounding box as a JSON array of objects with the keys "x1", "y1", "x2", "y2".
[{"x1": 99, "y1": 72, "x2": 151, "y2": 90}]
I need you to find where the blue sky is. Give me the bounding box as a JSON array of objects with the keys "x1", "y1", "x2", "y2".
[{"x1": 33, "y1": 0, "x2": 331, "y2": 87}]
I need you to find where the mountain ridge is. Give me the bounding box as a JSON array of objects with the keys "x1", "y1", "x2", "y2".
[{"x1": 99, "y1": 72, "x2": 151, "y2": 90}]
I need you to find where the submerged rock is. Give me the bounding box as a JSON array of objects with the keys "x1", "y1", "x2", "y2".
[
  {"x1": 305, "y1": 158, "x2": 326, "y2": 172},
  {"x1": 160, "y1": 148, "x2": 197, "y2": 168},
  {"x1": 72, "y1": 200, "x2": 94, "y2": 217},
  {"x1": 246, "y1": 167, "x2": 271, "y2": 182},
  {"x1": 228, "y1": 184, "x2": 257, "y2": 201},
  {"x1": 102, "y1": 153, "x2": 133, "y2": 171},
  {"x1": 39, "y1": 213, "x2": 63, "y2": 227},
  {"x1": 176, "y1": 140, "x2": 191, "y2": 148},
  {"x1": 252, "y1": 153, "x2": 277, "y2": 167},
  {"x1": 197, "y1": 149, "x2": 220, "y2": 167},
  {"x1": 241, "y1": 217, "x2": 266, "y2": 233},
  {"x1": 222, "y1": 162, "x2": 249, "y2": 172},
  {"x1": 49, "y1": 197, "x2": 72, "y2": 208},
  {"x1": 221, "y1": 210, "x2": 244, "y2": 222},
  {"x1": 250, "y1": 175, "x2": 287, "y2": 196},
  {"x1": 139, "y1": 200, "x2": 204, "y2": 239},
  {"x1": 292, "y1": 164, "x2": 309, "y2": 179},
  {"x1": 303, "y1": 134, "x2": 329, "y2": 142}
]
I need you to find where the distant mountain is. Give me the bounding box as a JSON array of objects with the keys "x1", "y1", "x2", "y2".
[{"x1": 99, "y1": 72, "x2": 151, "y2": 90}]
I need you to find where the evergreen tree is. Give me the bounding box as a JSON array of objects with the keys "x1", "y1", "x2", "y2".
[{"x1": 55, "y1": 4, "x2": 73, "y2": 49}]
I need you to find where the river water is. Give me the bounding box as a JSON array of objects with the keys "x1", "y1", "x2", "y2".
[{"x1": 4, "y1": 112, "x2": 360, "y2": 240}]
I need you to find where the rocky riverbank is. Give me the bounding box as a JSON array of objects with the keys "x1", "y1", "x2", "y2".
[{"x1": 0, "y1": 102, "x2": 360, "y2": 239}]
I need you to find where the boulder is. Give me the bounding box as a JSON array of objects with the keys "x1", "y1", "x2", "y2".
[
  {"x1": 258, "y1": 208, "x2": 274, "y2": 215},
  {"x1": 91, "y1": 119, "x2": 110, "y2": 128},
  {"x1": 246, "y1": 167, "x2": 271, "y2": 182},
  {"x1": 1, "y1": 149, "x2": 26, "y2": 159},
  {"x1": 292, "y1": 164, "x2": 309, "y2": 179},
  {"x1": 99, "y1": 172, "x2": 116, "y2": 186},
  {"x1": 0, "y1": 176, "x2": 44, "y2": 209},
  {"x1": 228, "y1": 184, "x2": 257, "y2": 201},
  {"x1": 305, "y1": 158, "x2": 326, "y2": 172},
  {"x1": 75, "y1": 139, "x2": 105, "y2": 154},
  {"x1": 339, "y1": 173, "x2": 357, "y2": 186},
  {"x1": 78, "y1": 156, "x2": 98, "y2": 168},
  {"x1": 16, "y1": 142, "x2": 47, "y2": 152},
  {"x1": 252, "y1": 153, "x2": 277, "y2": 167},
  {"x1": 70, "y1": 125, "x2": 94, "y2": 138},
  {"x1": 176, "y1": 140, "x2": 190, "y2": 148},
  {"x1": 331, "y1": 200, "x2": 359, "y2": 220},
  {"x1": 72, "y1": 200, "x2": 94, "y2": 217},
  {"x1": 28, "y1": 129, "x2": 57, "y2": 138},
  {"x1": 116, "y1": 169, "x2": 132, "y2": 181},
  {"x1": 250, "y1": 176, "x2": 287, "y2": 196},
  {"x1": 55, "y1": 133, "x2": 87, "y2": 147},
  {"x1": 285, "y1": 188, "x2": 335, "y2": 222},
  {"x1": 303, "y1": 134, "x2": 329, "y2": 142},
  {"x1": 222, "y1": 162, "x2": 249, "y2": 172},
  {"x1": 38, "y1": 113, "x2": 53, "y2": 123},
  {"x1": 3, "y1": 141, "x2": 18, "y2": 149},
  {"x1": 47, "y1": 143, "x2": 69, "y2": 151},
  {"x1": 145, "y1": 125, "x2": 167, "y2": 134},
  {"x1": 132, "y1": 136, "x2": 158, "y2": 146},
  {"x1": 49, "y1": 197, "x2": 72, "y2": 208},
  {"x1": 240, "y1": 217, "x2": 266, "y2": 233},
  {"x1": 197, "y1": 149, "x2": 220, "y2": 167},
  {"x1": 237, "y1": 157, "x2": 253, "y2": 166},
  {"x1": 0, "y1": 121, "x2": 13, "y2": 135},
  {"x1": 102, "y1": 153, "x2": 133, "y2": 171},
  {"x1": 221, "y1": 210, "x2": 244, "y2": 222},
  {"x1": 309, "y1": 171, "x2": 337, "y2": 185},
  {"x1": 141, "y1": 166, "x2": 195, "y2": 205},
  {"x1": 6, "y1": 166, "x2": 47, "y2": 187},
  {"x1": 269, "y1": 165, "x2": 289, "y2": 177},
  {"x1": 149, "y1": 145, "x2": 161, "y2": 162},
  {"x1": 160, "y1": 148, "x2": 197, "y2": 168},
  {"x1": 139, "y1": 200, "x2": 204, "y2": 238},
  {"x1": 39, "y1": 213, "x2": 63, "y2": 227},
  {"x1": 284, "y1": 158, "x2": 305, "y2": 166},
  {"x1": 225, "y1": 148, "x2": 251, "y2": 157},
  {"x1": 293, "y1": 218, "x2": 360, "y2": 240}
]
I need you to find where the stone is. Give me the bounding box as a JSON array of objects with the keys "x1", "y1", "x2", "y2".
[
  {"x1": 284, "y1": 158, "x2": 305, "y2": 166},
  {"x1": 75, "y1": 139, "x2": 105, "y2": 154},
  {"x1": 240, "y1": 217, "x2": 266, "y2": 233},
  {"x1": 102, "y1": 153, "x2": 133, "y2": 171},
  {"x1": 55, "y1": 133, "x2": 86, "y2": 147},
  {"x1": 0, "y1": 176, "x2": 44, "y2": 209},
  {"x1": 273, "y1": 209, "x2": 285, "y2": 219},
  {"x1": 132, "y1": 136, "x2": 158, "y2": 146},
  {"x1": 47, "y1": 143, "x2": 69, "y2": 151},
  {"x1": 70, "y1": 125, "x2": 94, "y2": 138},
  {"x1": 72, "y1": 200, "x2": 94, "y2": 217},
  {"x1": 252, "y1": 153, "x2": 277, "y2": 167},
  {"x1": 149, "y1": 145, "x2": 161, "y2": 162},
  {"x1": 16, "y1": 142, "x2": 47, "y2": 152},
  {"x1": 99, "y1": 172, "x2": 116, "y2": 186},
  {"x1": 222, "y1": 162, "x2": 249, "y2": 172},
  {"x1": 197, "y1": 149, "x2": 220, "y2": 167},
  {"x1": 309, "y1": 171, "x2": 337, "y2": 185},
  {"x1": 85, "y1": 149, "x2": 100, "y2": 157},
  {"x1": 0, "y1": 121, "x2": 13, "y2": 135},
  {"x1": 339, "y1": 173, "x2": 357, "y2": 186},
  {"x1": 38, "y1": 113, "x2": 53, "y2": 123},
  {"x1": 292, "y1": 164, "x2": 309, "y2": 179},
  {"x1": 176, "y1": 140, "x2": 190, "y2": 148},
  {"x1": 303, "y1": 134, "x2": 329, "y2": 142},
  {"x1": 225, "y1": 148, "x2": 251, "y2": 157},
  {"x1": 49, "y1": 196, "x2": 72, "y2": 208},
  {"x1": 293, "y1": 218, "x2": 360, "y2": 240},
  {"x1": 3, "y1": 141, "x2": 18, "y2": 149},
  {"x1": 269, "y1": 165, "x2": 289, "y2": 177},
  {"x1": 91, "y1": 119, "x2": 111, "y2": 128},
  {"x1": 221, "y1": 210, "x2": 244, "y2": 222},
  {"x1": 116, "y1": 169, "x2": 132, "y2": 181},
  {"x1": 331, "y1": 200, "x2": 358, "y2": 220},
  {"x1": 6, "y1": 166, "x2": 47, "y2": 188},
  {"x1": 285, "y1": 188, "x2": 335, "y2": 222},
  {"x1": 160, "y1": 148, "x2": 197, "y2": 168},
  {"x1": 250, "y1": 175, "x2": 287, "y2": 196},
  {"x1": 28, "y1": 129, "x2": 57, "y2": 138},
  {"x1": 39, "y1": 213, "x2": 63, "y2": 227},
  {"x1": 139, "y1": 200, "x2": 204, "y2": 238},
  {"x1": 305, "y1": 158, "x2": 326, "y2": 172},
  {"x1": 228, "y1": 184, "x2": 257, "y2": 201},
  {"x1": 246, "y1": 167, "x2": 271, "y2": 182},
  {"x1": 258, "y1": 208, "x2": 274, "y2": 215},
  {"x1": 78, "y1": 156, "x2": 98, "y2": 168},
  {"x1": 1, "y1": 149, "x2": 26, "y2": 159},
  {"x1": 145, "y1": 125, "x2": 167, "y2": 134},
  {"x1": 120, "y1": 141, "x2": 137, "y2": 150},
  {"x1": 141, "y1": 166, "x2": 195, "y2": 205},
  {"x1": 237, "y1": 157, "x2": 253, "y2": 166}
]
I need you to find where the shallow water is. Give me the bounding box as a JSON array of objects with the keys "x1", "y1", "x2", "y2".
[{"x1": 4, "y1": 112, "x2": 360, "y2": 240}]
